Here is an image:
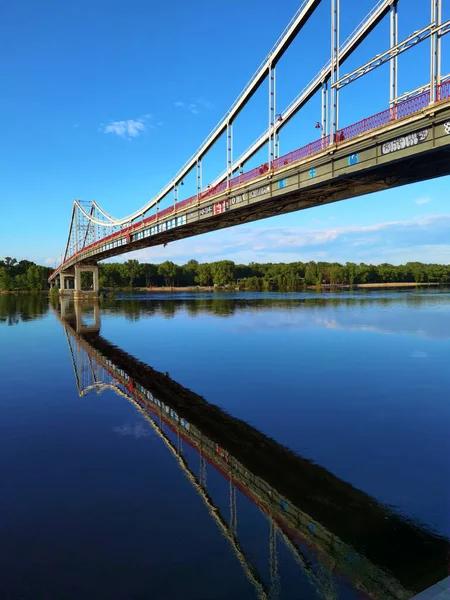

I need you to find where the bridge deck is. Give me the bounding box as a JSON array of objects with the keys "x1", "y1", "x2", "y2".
[{"x1": 50, "y1": 96, "x2": 450, "y2": 280}]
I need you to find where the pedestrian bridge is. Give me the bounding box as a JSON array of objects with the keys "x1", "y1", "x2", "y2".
[{"x1": 49, "y1": 0, "x2": 450, "y2": 289}]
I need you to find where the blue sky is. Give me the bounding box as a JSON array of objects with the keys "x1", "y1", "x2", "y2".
[{"x1": 0, "y1": 0, "x2": 449, "y2": 267}]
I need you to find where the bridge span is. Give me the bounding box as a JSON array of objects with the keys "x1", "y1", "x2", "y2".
[{"x1": 49, "y1": 0, "x2": 450, "y2": 290}]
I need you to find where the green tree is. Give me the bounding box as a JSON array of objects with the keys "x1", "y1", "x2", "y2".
[
  {"x1": 0, "y1": 268, "x2": 14, "y2": 290},
  {"x1": 210, "y1": 261, "x2": 235, "y2": 286},
  {"x1": 345, "y1": 262, "x2": 358, "y2": 285},
  {"x1": 141, "y1": 263, "x2": 159, "y2": 287},
  {"x1": 158, "y1": 261, "x2": 179, "y2": 287},
  {"x1": 25, "y1": 265, "x2": 48, "y2": 291},
  {"x1": 195, "y1": 263, "x2": 213, "y2": 286},
  {"x1": 181, "y1": 259, "x2": 199, "y2": 286},
  {"x1": 120, "y1": 260, "x2": 141, "y2": 287}
]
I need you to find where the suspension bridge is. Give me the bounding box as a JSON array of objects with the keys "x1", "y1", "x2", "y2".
[
  {"x1": 55, "y1": 299, "x2": 449, "y2": 599},
  {"x1": 49, "y1": 0, "x2": 450, "y2": 294}
]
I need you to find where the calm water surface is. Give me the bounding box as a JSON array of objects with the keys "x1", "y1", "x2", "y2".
[{"x1": 0, "y1": 290, "x2": 449, "y2": 599}]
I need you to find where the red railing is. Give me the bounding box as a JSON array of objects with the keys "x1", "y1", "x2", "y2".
[
  {"x1": 336, "y1": 91, "x2": 431, "y2": 142},
  {"x1": 200, "y1": 180, "x2": 228, "y2": 199},
  {"x1": 50, "y1": 88, "x2": 450, "y2": 281},
  {"x1": 143, "y1": 214, "x2": 157, "y2": 225},
  {"x1": 176, "y1": 195, "x2": 197, "y2": 210},
  {"x1": 438, "y1": 80, "x2": 450, "y2": 102},
  {"x1": 273, "y1": 135, "x2": 332, "y2": 170},
  {"x1": 158, "y1": 205, "x2": 175, "y2": 219}
]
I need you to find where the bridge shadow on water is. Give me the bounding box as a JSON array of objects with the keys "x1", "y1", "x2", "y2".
[{"x1": 55, "y1": 298, "x2": 450, "y2": 600}]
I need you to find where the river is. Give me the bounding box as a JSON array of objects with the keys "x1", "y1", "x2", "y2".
[{"x1": 0, "y1": 290, "x2": 449, "y2": 599}]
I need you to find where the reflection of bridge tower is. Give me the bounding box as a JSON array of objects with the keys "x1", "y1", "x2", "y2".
[
  {"x1": 64, "y1": 331, "x2": 119, "y2": 398},
  {"x1": 58, "y1": 300, "x2": 119, "y2": 398}
]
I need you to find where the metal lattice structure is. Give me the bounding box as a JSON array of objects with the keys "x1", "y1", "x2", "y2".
[
  {"x1": 63, "y1": 200, "x2": 122, "y2": 263},
  {"x1": 50, "y1": 0, "x2": 450, "y2": 282}
]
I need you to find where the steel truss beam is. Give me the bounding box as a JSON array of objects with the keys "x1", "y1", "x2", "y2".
[
  {"x1": 394, "y1": 73, "x2": 450, "y2": 103},
  {"x1": 430, "y1": 0, "x2": 442, "y2": 102},
  {"x1": 268, "y1": 65, "x2": 276, "y2": 167},
  {"x1": 227, "y1": 122, "x2": 233, "y2": 184},
  {"x1": 390, "y1": 0, "x2": 398, "y2": 105},
  {"x1": 331, "y1": 0, "x2": 340, "y2": 136},
  {"x1": 63, "y1": 203, "x2": 77, "y2": 263},
  {"x1": 210, "y1": 0, "x2": 393, "y2": 188},
  {"x1": 197, "y1": 159, "x2": 202, "y2": 198},
  {"x1": 334, "y1": 18, "x2": 450, "y2": 90}
]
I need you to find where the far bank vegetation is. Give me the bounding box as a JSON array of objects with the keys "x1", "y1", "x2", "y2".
[
  {"x1": 97, "y1": 259, "x2": 450, "y2": 291},
  {"x1": 1, "y1": 257, "x2": 449, "y2": 293}
]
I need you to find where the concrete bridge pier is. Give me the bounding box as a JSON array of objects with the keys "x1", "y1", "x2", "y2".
[
  {"x1": 74, "y1": 264, "x2": 99, "y2": 300},
  {"x1": 59, "y1": 271, "x2": 75, "y2": 294}
]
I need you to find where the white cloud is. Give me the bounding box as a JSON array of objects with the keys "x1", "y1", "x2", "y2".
[
  {"x1": 197, "y1": 97, "x2": 213, "y2": 110},
  {"x1": 175, "y1": 98, "x2": 212, "y2": 115},
  {"x1": 44, "y1": 257, "x2": 58, "y2": 265},
  {"x1": 120, "y1": 213, "x2": 450, "y2": 265},
  {"x1": 104, "y1": 119, "x2": 145, "y2": 139},
  {"x1": 102, "y1": 114, "x2": 158, "y2": 140},
  {"x1": 415, "y1": 197, "x2": 432, "y2": 205}
]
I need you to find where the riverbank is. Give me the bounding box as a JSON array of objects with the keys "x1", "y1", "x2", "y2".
[
  {"x1": 316, "y1": 281, "x2": 442, "y2": 290},
  {"x1": 115, "y1": 282, "x2": 445, "y2": 293},
  {"x1": 354, "y1": 282, "x2": 440, "y2": 289},
  {"x1": 0, "y1": 281, "x2": 446, "y2": 295}
]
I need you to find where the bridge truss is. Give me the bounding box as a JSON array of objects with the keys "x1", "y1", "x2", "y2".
[{"x1": 53, "y1": 0, "x2": 450, "y2": 275}]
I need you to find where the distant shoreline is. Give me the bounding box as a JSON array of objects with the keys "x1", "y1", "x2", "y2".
[
  {"x1": 111, "y1": 282, "x2": 444, "y2": 293},
  {"x1": 314, "y1": 282, "x2": 442, "y2": 290},
  {"x1": 0, "y1": 282, "x2": 446, "y2": 295}
]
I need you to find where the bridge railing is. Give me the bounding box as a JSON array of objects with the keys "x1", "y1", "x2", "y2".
[
  {"x1": 273, "y1": 135, "x2": 332, "y2": 170},
  {"x1": 175, "y1": 195, "x2": 197, "y2": 211},
  {"x1": 335, "y1": 91, "x2": 431, "y2": 143},
  {"x1": 438, "y1": 80, "x2": 450, "y2": 102}
]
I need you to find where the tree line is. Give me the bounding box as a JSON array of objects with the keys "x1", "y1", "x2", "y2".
[
  {"x1": 1, "y1": 256, "x2": 449, "y2": 292},
  {"x1": 0, "y1": 257, "x2": 52, "y2": 291},
  {"x1": 98, "y1": 259, "x2": 450, "y2": 290}
]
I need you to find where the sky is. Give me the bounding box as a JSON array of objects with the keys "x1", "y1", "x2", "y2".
[{"x1": 0, "y1": 0, "x2": 449, "y2": 267}]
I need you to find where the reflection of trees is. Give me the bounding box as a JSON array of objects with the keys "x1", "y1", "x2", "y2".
[
  {"x1": 0, "y1": 294, "x2": 48, "y2": 326},
  {"x1": 101, "y1": 292, "x2": 449, "y2": 321}
]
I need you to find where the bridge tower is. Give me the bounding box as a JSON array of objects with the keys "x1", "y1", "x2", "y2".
[{"x1": 58, "y1": 200, "x2": 114, "y2": 298}]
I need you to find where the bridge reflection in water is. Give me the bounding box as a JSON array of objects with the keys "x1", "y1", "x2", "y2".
[{"x1": 56, "y1": 299, "x2": 449, "y2": 600}]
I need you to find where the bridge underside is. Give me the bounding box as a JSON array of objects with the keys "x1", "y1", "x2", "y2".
[
  {"x1": 50, "y1": 102, "x2": 450, "y2": 277},
  {"x1": 127, "y1": 145, "x2": 450, "y2": 256}
]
